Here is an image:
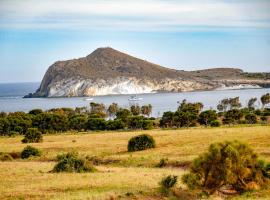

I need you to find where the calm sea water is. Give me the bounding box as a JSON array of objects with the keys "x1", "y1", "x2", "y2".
[{"x1": 0, "y1": 82, "x2": 269, "y2": 117}]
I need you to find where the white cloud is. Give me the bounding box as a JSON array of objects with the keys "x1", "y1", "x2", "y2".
[{"x1": 0, "y1": 0, "x2": 270, "y2": 30}]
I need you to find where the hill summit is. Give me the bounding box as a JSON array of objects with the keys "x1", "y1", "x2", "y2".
[{"x1": 27, "y1": 47, "x2": 270, "y2": 97}]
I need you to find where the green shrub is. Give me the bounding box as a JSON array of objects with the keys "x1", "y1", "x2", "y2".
[
  {"x1": 156, "y1": 158, "x2": 169, "y2": 168},
  {"x1": 198, "y1": 110, "x2": 217, "y2": 126},
  {"x1": 21, "y1": 145, "x2": 41, "y2": 159},
  {"x1": 160, "y1": 175, "x2": 178, "y2": 189},
  {"x1": 128, "y1": 134, "x2": 155, "y2": 152},
  {"x1": 210, "y1": 120, "x2": 220, "y2": 127},
  {"x1": 106, "y1": 119, "x2": 125, "y2": 130},
  {"x1": 69, "y1": 115, "x2": 87, "y2": 131},
  {"x1": 182, "y1": 140, "x2": 269, "y2": 194},
  {"x1": 53, "y1": 152, "x2": 96, "y2": 173},
  {"x1": 87, "y1": 118, "x2": 106, "y2": 130},
  {"x1": 22, "y1": 128, "x2": 43, "y2": 143},
  {"x1": 127, "y1": 116, "x2": 144, "y2": 129},
  {"x1": 142, "y1": 120, "x2": 154, "y2": 130},
  {"x1": 0, "y1": 152, "x2": 13, "y2": 161},
  {"x1": 245, "y1": 113, "x2": 257, "y2": 124},
  {"x1": 159, "y1": 175, "x2": 178, "y2": 195}
]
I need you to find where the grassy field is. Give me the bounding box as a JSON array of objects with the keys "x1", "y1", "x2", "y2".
[{"x1": 0, "y1": 125, "x2": 270, "y2": 199}]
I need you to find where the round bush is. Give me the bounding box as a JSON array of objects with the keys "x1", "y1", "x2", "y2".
[
  {"x1": 21, "y1": 145, "x2": 41, "y2": 159},
  {"x1": 128, "y1": 134, "x2": 156, "y2": 152},
  {"x1": 210, "y1": 120, "x2": 220, "y2": 127},
  {"x1": 53, "y1": 152, "x2": 96, "y2": 173},
  {"x1": 245, "y1": 113, "x2": 257, "y2": 124},
  {"x1": 21, "y1": 128, "x2": 43, "y2": 143}
]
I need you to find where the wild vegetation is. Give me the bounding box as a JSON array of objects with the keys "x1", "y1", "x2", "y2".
[
  {"x1": 0, "y1": 126, "x2": 269, "y2": 199},
  {"x1": 0, "y1": 93, "x2": 270, "y2": 199},
  {"x1": 1, "y1": 93, "x2": 270, "y2": 137}
]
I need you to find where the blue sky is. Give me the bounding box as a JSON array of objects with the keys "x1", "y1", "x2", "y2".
[{"x1": 0, "y1": 0, "x2": 270, "y2": 83}]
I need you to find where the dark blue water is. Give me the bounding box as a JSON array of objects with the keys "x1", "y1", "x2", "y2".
[
  {"x1": 0, "y1": 82, "x2": 269, "y2": 117},
  {"x1": 0, "y1": 82, "x2": 39, "y2": 97}
]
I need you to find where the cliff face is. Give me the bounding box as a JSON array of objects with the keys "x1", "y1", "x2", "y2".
[{"x1": 28, "y1": 47, "x2": 270, "y2": 97}]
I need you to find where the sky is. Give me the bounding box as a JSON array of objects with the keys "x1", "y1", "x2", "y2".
[{"x1": 0, "y1": 0, "x2": 270, "y2": 83}]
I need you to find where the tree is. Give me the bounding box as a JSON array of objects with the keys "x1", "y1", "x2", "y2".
[
  {"x1": 198, "y1": 110, "x2": 217, "y2": 126},
  {"x1": 248, "y1": 97, "x2": 257, "y2": 109},
  {"x1": 69, "y1": 115, "x2": 88, "y2": 131},
  {"x1": 182, "y1": 141, "x2": 269, "y2": 194},
  {"x1": 177, "y1": 99, "x2": 203, "y2": 115},
  {"x1": 261, "y1": 93, "x2": 270, "y2": 108},
  {"x1": 86, "y1": 118, "x2": 106, "y2": 130},
  {"x1": 141, "y1": 104, "x2": 152, "y2": 117},
  {"x1": 217, "y1": 97, "x2": 241, "y2": 111},
  {"x1": 223, "y1": 109, "x2": 243, "y2": 124},
  {"x1": 90, "y1": 102, "x2": 106, "y2": 118},
  {"x1": 0, "y1": 118, "x2": 10, "y2": 136},
  {"x1": 107, "y1": 103, "x2": 119, "y2": 118},
  {"x1": 159, "y1": 111, "x2": 174, "y2": 128},
  {"x1": 127, "y1": 116, "x2": 144, "y2": 129},
  {"x1": 130, "y1": 105, "x2": 141, "y2": 116},
  {"x1": 116, "y1": 109, "x2": 132, "y2": 123},
  {"x1": 173, "y1": 111, "x2": 197, "y2": 127}
]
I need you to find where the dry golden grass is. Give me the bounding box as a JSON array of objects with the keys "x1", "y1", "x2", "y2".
[{"x1": 0, "y1": 125, "x2": 270, "y2": 199}]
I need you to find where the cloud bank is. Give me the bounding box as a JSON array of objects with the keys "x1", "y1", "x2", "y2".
[{"x1": 0, "y1": 0, "x2": 270, "y2": 31}]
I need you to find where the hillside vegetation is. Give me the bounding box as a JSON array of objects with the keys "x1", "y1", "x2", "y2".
[{"x1": 0, "y1": 126, "x2": 270, "y2": 199}]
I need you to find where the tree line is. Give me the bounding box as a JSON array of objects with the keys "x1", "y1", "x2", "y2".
[{"x1": 0, "y1": 93, "x2": 269, "y2": 136}]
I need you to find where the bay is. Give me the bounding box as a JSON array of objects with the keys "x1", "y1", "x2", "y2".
[{"x1": 0, "y1": 82, "x2": 269, "y2": 117}]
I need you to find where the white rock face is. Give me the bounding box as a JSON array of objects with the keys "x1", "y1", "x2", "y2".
[
  {"x1": 47, "y1": 77, "x2": 155, "y2": 97},
  {"x1": 46, "y1": 76, "x2": 213, "y2": 97}
]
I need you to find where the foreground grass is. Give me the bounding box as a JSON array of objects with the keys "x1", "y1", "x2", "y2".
[{"x1": 0, "y1": 125, "x2": 270, "y2": 199}]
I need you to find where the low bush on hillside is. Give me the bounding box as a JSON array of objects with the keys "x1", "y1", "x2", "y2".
[
  {"x1": 0, "y1": 152, "x2": 13, "y2": 161},
  {"x1": 182, "y1": 140, "x2": 270, "y2": 195},
  {"x1": 21, "y1": 128, "x2": 43, "y2": 143},
  {"x1": 127, "y1": 134, "x2": 155, "y2": 152},
  {"x1": 21, "y1": 145, "x2": 41, "y2": 159},
  {"x1": 52, "y1": 152, "x2": 96, "y2": 173},
  {"x1": 159, "y1": 175, "x2": 178, "y2": 195}
]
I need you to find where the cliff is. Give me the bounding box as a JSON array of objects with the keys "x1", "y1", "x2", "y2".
[{"x1": 25, "y1": 47, "x2": 270, "y2": 97}]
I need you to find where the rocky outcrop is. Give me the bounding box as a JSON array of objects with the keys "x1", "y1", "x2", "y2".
[{"x1": 25, "y1": 47, "x2": 270, "y2": 97}]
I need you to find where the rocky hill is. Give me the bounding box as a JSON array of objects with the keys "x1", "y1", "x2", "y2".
[{"x1": 25, "y1": 47, "x2": 270, "y2": 97}]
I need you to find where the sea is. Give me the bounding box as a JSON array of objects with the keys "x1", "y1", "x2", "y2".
[{"x1": 0, "y1": 82, "x2": 269, "y2": 117}]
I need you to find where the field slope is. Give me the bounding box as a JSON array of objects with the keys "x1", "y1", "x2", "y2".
[{"x1": 0, "y1": 126, "x2": 270, "y2": 199}]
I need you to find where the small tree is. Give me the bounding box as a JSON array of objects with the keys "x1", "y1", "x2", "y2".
[
  {"x1": 90, "y1": 102, "x2": 106, "y2": 118},
  {"x1": 21, "y1": 145, "x2": 41, "y2": 159},
  {"x1": 128, "y1": 134, "x2": 155, "y2": 152},
  {"x1": 261, "y1": 93, "x2": 270, "y2": 108},
  {"x1": 22, "y1": 128, "x2": 43, "y2": 143},
  {"x1": 69, "y1": 115, "x2": 88, "y2": 131},
  {"x1": 198, "y1": 110, "x2": 217, "y2": 126},
  {"x1": 130, "y1": 105, "x2": 141, "y2": 116},
  {"x1": 248, "y1": 97, "x2": 257, "y2": 109},
  {"x1": 223, "y1": 109, "x2": 243, "y2": 124},
  {"x1": 182, "y1": 141, "x2": 269, "y2": 194},
  {"x1": 116, "y1": 109, "x2": 132, "y2": 123},
  {"x1": 107, "y1": 103, "x2": 119, "y2": 118},
  {"x1": 141, "y1": 104, "x2": 152, "y2": 117}
]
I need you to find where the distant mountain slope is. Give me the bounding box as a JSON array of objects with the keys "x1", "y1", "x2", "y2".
[{"x1": 26, "y1": 47, "x2": 270, "y2": 97}]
